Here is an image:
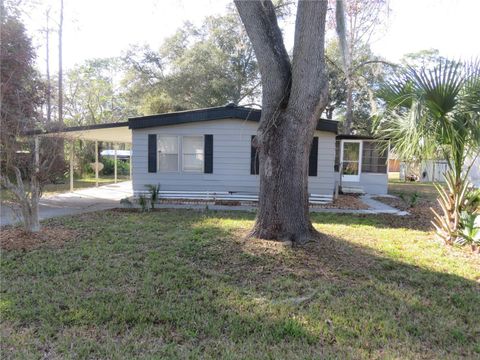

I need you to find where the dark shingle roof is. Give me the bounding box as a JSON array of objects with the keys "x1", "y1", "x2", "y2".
[{"x1": 128, "y1": 104, "x2": 338, "y2": 133}]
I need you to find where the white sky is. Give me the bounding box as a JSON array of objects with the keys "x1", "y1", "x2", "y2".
[{"x1": 23, "y1": 0, "x2": 480, "y2": 72}]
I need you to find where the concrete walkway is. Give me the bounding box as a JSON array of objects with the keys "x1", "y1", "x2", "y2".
[
  {"x1": 0, "y1": 181, "x2": 132, "y2": 227},
  {"x1": 151, "y1": 194, "x2": 409, "y2": 216}
]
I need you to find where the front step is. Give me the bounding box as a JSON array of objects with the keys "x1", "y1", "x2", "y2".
[{"x1": 341, "y1": 186, "x2": 365, "y2": 195}]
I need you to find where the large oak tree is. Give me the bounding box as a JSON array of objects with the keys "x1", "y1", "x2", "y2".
[{"x1": 234, "y1": 0, "x2": 342, "y2": 243}]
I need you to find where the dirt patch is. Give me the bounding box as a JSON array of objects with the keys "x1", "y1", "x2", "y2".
[
  {"x1": 372, "y1": 196, "x2": 440, "y2": 231},
  {"x1": 0, "y1": 226, "x2": 80, "y2": 251},
  {"x1": 117, "y1": 194, "x2": 369, "y2": 210},
  {"x1": 315, "y1": 195, "x2": 369, "y2": 210}
]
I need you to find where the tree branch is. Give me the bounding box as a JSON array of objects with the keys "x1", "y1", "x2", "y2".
[
  {"x1": 288, "y1": 0, "x2": 329, "y2": 118},
  {"x1": 234, "y1": 0, "x2": 291, "y2": 113}
]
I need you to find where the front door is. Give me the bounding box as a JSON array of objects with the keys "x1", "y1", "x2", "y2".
[{"x1": 341, "y1": 140, "x2": 361, "y2": 182}]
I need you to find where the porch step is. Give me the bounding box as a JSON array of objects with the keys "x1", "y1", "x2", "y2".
[{"x1": 341, "y1": 186, "x2": 365, "y2": 195}]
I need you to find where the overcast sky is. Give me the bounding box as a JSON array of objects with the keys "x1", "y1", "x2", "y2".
[{"x1": 24, "y1": 0, "x2": 480, "y2": 72}]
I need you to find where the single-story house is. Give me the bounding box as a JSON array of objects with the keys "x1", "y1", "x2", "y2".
[
  {"x1": 128, "y1": 104, "x2": 389, "y2": 197},
  {"x1": 34, "y1": 104, "x2": 390, "y2": 198}
]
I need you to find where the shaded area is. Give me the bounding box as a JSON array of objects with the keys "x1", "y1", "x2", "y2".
[{"x1": 1, "y1": 210, "x2": 479, "y2": 358}]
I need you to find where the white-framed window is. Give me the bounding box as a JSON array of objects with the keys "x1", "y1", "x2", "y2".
[
  {"x1": 182, "y1": 136, "x2": 204, "y2": 172},
  {"x1": 158, "y1": 136, "x2": 179, "y2": 172}
]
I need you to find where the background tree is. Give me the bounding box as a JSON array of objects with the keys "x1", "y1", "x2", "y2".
[
  {"x1": 64, "y1": 58, "x2": 130, "y2": 126},
  {"x1": 234, "y1": 0, "x2": 345, "y2": 243},
  {"x1": 325, "y1": 39, "x2": 389, "y2": 134},
  {"x1": 122, "y1": 7, "x2": 260, "y2": 115},
  {"x1": 327, "y1": 0, "x2": 389, "y2": 133},
  {"x1": 57, "y1": 0, "x2": 64, "y2": 126},
  {"x1": 0, "y1": 5, "x2": 61, "y2": 232},
  {"x1": 43, "y1": 7, "x2": 53, "y2": 123}
]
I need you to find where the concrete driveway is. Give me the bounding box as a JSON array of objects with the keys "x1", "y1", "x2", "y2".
[{"x1": 0, "y1": 181, "x2": 132, "y2": 227}]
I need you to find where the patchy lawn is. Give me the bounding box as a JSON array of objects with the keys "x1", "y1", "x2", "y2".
[
  {"x1": 389, "y1": 179, "x2": 438, "y2": 201},
  {"x1": 1, "y1": 210, "x2": 479, "y2": 359}
]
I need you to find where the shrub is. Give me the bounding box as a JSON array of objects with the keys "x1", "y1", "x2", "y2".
[
  {"x1": 102, "y1": 158, "x2": 129, "y2": 176},
  {"x1": 137, "y1": 195, "x2": 150, "y2": 212},
  {"x1": 145, "y1": 184, "x2": 161, "y2": 209}
]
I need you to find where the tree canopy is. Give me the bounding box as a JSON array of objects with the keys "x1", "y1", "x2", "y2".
[{"x1": 122, "y1": 8, "x2": 260, "y2": 115}]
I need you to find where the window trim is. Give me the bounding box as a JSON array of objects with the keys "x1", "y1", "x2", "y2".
[
  {"x1": 340, "y1": 140, "x2": 362, "y2": 182},
  {"x1": 157, "y1": 135, "x2": 180, "y2": 173},
  {"x1": 182, "y1": 135, "x2": 205, "y2": 173}
]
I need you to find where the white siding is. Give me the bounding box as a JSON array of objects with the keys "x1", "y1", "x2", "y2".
[
  {"x1": 334, "y1": 172, "x2": 388, "y2": 194},
  {"x1": 132, "y1": 118, "x2": 336, "y2": 195}
]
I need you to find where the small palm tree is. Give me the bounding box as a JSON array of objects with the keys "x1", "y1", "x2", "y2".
[
  {"x1": 145, "y1": 184, "x2": 161, "y2": 210},
  {"x1": 376, "y1": 59, "x2": 480, "y2": 245}
]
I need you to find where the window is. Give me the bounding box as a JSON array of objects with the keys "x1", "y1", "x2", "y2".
[
  {"x1": 342, "y1": 141, "x2": 361, "y2": 176},
  {"x1": 182, "y1": 136, "x2": 204, "y2": 172},
  {"x1": 158, "y1": 136, "x2": 179, "y2": 172},
  {"x1": 361, "y1": 141, "x2": 388, "y2": 173}
]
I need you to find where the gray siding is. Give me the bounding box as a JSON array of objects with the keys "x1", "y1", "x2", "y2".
[
  {"x1": 335, "y1": 172, "x2": 388, "y2": 194},
  {"x1": 132, "y1": 118, "x2": 336, "y2": 195}
]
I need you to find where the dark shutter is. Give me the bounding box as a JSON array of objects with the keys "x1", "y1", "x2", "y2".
[
  {"x1": 334, "y1": 140, "x2": 340, "y2": 172},
  {"x1": 250, "y1": 135, "x2": 259, "y2": 175},
  {"x1": 148, "y1": 134, "x2": 157, "y2": 173},
  {"x1": 309, "y1": 136, "x2": 318, "y2": 176},
  {"x1": 204, "y1": 134, "x2": 213, "y2": 173}
]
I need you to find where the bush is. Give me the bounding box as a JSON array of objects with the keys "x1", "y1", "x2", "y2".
[{"x1": 101, "y1": 157, "x2": 129, "y2": 176}]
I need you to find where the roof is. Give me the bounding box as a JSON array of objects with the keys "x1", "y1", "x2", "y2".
[
  {"x1": 26, "y1": 122, "x2": 131, "y2": 143},
  {"x1": 25, "y1": 105, "x2": 338, "y2": 142},
  {"x1": 336, "y1": 134, "x2": 383, "y2": 140},
  {"x1": 129, "y1": 104, "x2": 338, "y2": 133}
]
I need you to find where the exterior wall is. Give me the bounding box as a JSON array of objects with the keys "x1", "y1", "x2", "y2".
[
  {"x1": 335, "y1": 173, "x2": 389, "y2": 195},
  {"x1": 132, "y1": 118, "x2": 336, "y2": 195},
  {"x1": 334, "y1": 138, "x2": 389, "y2": 195},
  {"x1": 420, "y1": 160, "x2": 448, "y2": 182}
]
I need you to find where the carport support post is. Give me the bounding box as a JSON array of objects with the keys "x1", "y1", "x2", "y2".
[
  {"x1": 114, "y1": 145, "x2": 118, "y2": 184},
  {"x1": 69, "y1": 140, "x2": 74, "y2": 192},
  {"x1": 95, "y1": 141, "x2": 99, "y2": 187}
]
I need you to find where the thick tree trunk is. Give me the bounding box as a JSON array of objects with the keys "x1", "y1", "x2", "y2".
[
  {"x1": 251, "y1": 111, "x2": 319, "y2": 243},
  {"x1": 235, "y1": 0, "x2": 329, "y2": 243}
]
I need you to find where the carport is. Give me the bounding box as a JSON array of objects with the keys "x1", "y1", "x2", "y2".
[{"x1": 34, "y1": 122, "x2": 132, "y2": 192}]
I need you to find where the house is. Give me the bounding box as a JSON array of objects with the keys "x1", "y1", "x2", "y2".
[
  {"x1": 34, "y1": 104, "x2": 390, "y2": 199},
  {"x1": 128, "y1": 104, "x2": 389, "y2": 197},
  {"x1": 334, "y1": 135, "x2": 389, "y2": 194}
]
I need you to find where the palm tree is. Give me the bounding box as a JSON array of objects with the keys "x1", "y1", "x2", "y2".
[{"x1": 376, "y1": 59, "x2": 480, "y2": 246}]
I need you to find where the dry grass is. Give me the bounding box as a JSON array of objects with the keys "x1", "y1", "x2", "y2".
[{"x1": 0, "y1": 226, "x2": 81, "y2": 251}]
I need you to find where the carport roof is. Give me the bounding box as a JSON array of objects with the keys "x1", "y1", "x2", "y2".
[{"x1": 29, "y1": 121, "x2": 132, "y2": 143}]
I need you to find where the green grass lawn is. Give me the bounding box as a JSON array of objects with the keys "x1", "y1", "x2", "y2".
[
  {"x1": 388, "y1": 179, "x2": 439, "y2": 201},
  {"x1": 1, "y1": 210, "x2": 479, "y2": 359}
]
